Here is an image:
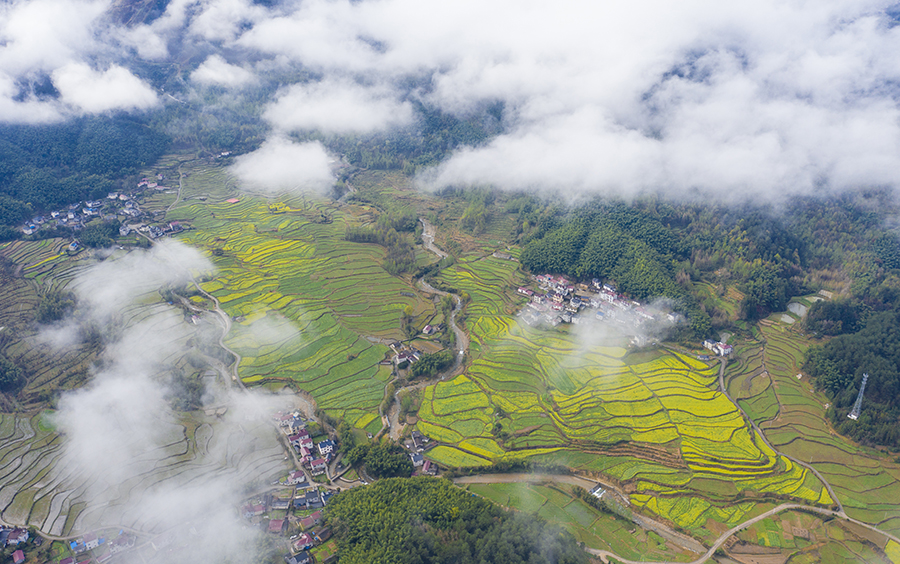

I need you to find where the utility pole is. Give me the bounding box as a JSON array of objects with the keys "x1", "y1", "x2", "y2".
[{"x1": 848, "y1": 373, "x2": 868, "y2": 420}]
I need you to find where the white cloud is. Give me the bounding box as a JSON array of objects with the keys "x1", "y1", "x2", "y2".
[
  {"x1": 72, "y1": 240, "x2": 215, "y2": 321},
  {"x1": 187, "y1": 0, "x2": 268, "y2": 42},
  {"x1": 264, "y1": 78, "x2": 413, "y2": 133},
  {"x1": 229, "y1": 136, "x2": 333, "y2": 194},
  {"x1": 114, "y1": 24, "x2": 170, "y2": 60},
  {"x1": 191, "y1": 55, "x2": 255, "y2": 87},
  {"x1": 3, "y1": 0, "x2": 900, "y2": 197},
  {"x1": 43, "y1": 242, "x2": 292, "y2": 560},
  {"x1": 52, "y1": 62, "x2": 159, "y2": 113},
  {"x1": 0, "y1": 0, "x2": 107, "y2": 75}
]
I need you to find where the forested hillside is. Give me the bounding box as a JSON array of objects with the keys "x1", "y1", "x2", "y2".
[
  {"x1": 0, "y1": 116, "x2": 168, "y2": 228},
  {"x1": 805, "y1": 308, "x2": 900, "y2": 448},
  {"x1": 325, "y1": 477, "x2": 588, "y2": 564},
  {"x1": 513, "y1": 194, "x2": 900, "y2": 340}
]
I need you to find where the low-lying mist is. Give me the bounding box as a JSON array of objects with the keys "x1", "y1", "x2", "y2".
[{"x1": 40, "y1": 240, "x2": 292, "y2": 564}]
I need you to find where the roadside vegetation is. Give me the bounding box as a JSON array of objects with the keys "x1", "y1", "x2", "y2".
[{"x1": 325, "y1": 477, "x2": 588, "y2": 564}]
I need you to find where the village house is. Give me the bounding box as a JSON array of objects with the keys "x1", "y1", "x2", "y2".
[
  {"x1": 289, "y1": 431, "x2": 309, "y2": 446},
  {"x1": 108, "y1": 534, "x2": 136, "y2": 553},
  {"x1": 517, "y1": 287, "x2": 534, "y2": 297},
  {"x1": 714, "y1": 343, "x2": 733, "y2": 356},
  {"x1": 268, "y1": 519, "x2": 287, "y2": 535},
  {"x1": 84, "y1": 531, "x2": 101, "y2": 549},
  {"x1": 704, "y1": 340, "x2": 732, "y2": 356},
  {"x1": 287, "y1": 470, "x2": 307, "y2": 485},
  {"x1": 317, "y1": 439, "x2": 335, "y2": 456},
  {"x1": 294, "y1": 490, "x2": 324, "y2": 511},
  {"x1": 270, "y1": 497, "x2": 292, "y2": 511},
  {"x1": 309, "y1": 458, "x2": 327, "y2": 475},
  {"x1": 12, "y1": 549, "x2": 24, "y2": 564},
  {"x1": 410, "y1": 453, "x2": 424, "y2": 467},
  {"x1": 242, "y1": 503, "x2": 266, "y2": 519},
  {"x1": 312, "y1": 527, "x2": 332, "y2": 543},
  {"x1": 6, "y1": 528, "x2": 28, "y2": 546},
  {"x1": 299, "y1": 511, "x2": 323, "y2": 531},
  {"x1": 292, "y1": 532, "x2": 314, "y2": 552},
  {"x1": 277, "y1": 414, "x2": 296, "y2": 427},
  {"x1": 285, "y1": 552, "x2": 312, "y2": 564},
  {"x1": 411, "y1": 430, "x2": 429, "y2": 450}
]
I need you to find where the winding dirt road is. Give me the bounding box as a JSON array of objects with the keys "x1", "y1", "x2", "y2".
[
  {"x1": 454, "y1": 474, "x2": 705, "y2": 554},
  {"x1": 418, "y1": 217, "x2": 468, "y2": 372},
  {"x1": 716, "y1": 359, "x2": 845, "y2": 516}
]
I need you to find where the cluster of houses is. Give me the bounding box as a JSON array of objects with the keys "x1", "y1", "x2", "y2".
[
  {"x1": 406, "y1": 431, "x2": 438, "y2": 476},
  {"x1": 23, "y1": 192, "x2": 141, "y2": 236},
  {"x1": 55, "y1": 531, "x2": 134, "y2": 564},
  {"x1": 20, "y1": 172, "x2": 187, "y2": 244},
  {"x1": 1, "y1": 527, "x2": 32, "y2": 563},
  {"x1": 0, "y1": 526, "x2": 137, "y2": 564},
  {"x1": 241, "y1": 466, "x2": 337, "y2": 564},
  {"x1": 242, "y1": 489, "x2": 335, "y2": 524},
  {"x1": 274, "y1": 412, "x2": 337, "y2": 478},
  {"x1": 1, "y1": 526, "x2": 30, "y2": 563},
  {"x1": 702, "y1": 339, "x2": 733, "y2": 357},
  {"x1": 389, "y1": 342, "x2": 423, "y2": 367},
  {"x1": 518, "y1": 276, "x2": 678, "y2": 333},
  {"x1": 0, "y1": 527, "x2": 29, "y2": 548},
  {"x1": 284, "y1": 523, "x2": 332, "y2": 564}
]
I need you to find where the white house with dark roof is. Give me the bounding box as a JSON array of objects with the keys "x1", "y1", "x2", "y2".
[{"x1": 317, "y1": 439, "x2": 335, "y2": 456}]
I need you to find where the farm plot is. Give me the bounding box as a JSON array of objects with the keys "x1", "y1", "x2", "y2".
[
  {"x1": 417, "y1": 256, "x2": 828, "y2": 538},
  {"x1": 0, "y1": 240, "x2": 104, "y2": 406},
  {"x1": 466, "y1": 482, "x2": 695, "y2": 562},
  {"x1": 169, "y1": 162, "x2": 440, "y2": 426},
  {"x1": 0, "y1": 404, "x2": 288, "y2": 537},
  {"x1": 735, "y1": 319, "x2": 900, "y2": 537},
  {"x1": 731, "y1": 509, "x2": 895, "y2": 563}
]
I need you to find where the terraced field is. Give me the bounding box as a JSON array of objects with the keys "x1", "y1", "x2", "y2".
[
  {"x1": 416, "y1": 258, "x2": 831, "y2": 540},
  {"x1": 167, "y1": 163, "x2": 438, "y2": 432},
  {"x1": 0, "y1": 408, "x2": 287, "y2": 536},
  {"x1": 727, "y1": 315, "x2": 900, "y2": 538},
  {"x1": 0, "y1": 295, "x2": 289, "y2": 537},
  {"x1": 731, "y1": 509, "x2": 898, "y2": 563},
  {"x1": 0, "y1": 239, "x2": 101, "y2": 406},
  {"x1": 466, "y1": 481, "x2": 695, "y2": 562}
]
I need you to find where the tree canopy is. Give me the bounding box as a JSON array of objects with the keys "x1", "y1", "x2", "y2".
[
  {"x1": 325, "y1": 477, "x2": 589, "y2": 564},
  {"x1": 805, "y1": 308, "x2": 900, "y2": 447}
]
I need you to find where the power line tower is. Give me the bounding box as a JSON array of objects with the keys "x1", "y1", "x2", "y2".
[{"x1": 848, "y1": 373, "x2": 868, "y2": 420}]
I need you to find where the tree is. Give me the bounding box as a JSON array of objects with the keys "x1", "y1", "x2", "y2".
[
  {"x1": 0, "y1": 355, "x2": 23, "y2": 392},
  {"x1": 410, "y1": 350, "x2": 454, "y2": 378},
  {"x1": 363, "y1": 442, "x2": 413, "y2": 478},
  {"x1": 325, "y1": 477, "x2": 588, "y2": 564},
  {"x1": 35, "y1": 290, "x2": 75, "y2": 324}
]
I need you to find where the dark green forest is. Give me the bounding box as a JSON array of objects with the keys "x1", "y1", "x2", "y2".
[
  {"x1": 514, "y1": 194, "x2": 900, "y2": 340},
  {"x1": 805, "y1": 308, "x2": 900, "y2": 448},
  {"x1": 345, "y1": 442, "x2": 414, "y2": 479},
  {"x1": 325, "y1": 477, "x2": 588, "y2": 564},
  {"x1": 0, "y1": 116, "x2": 168, "y2": 228}
]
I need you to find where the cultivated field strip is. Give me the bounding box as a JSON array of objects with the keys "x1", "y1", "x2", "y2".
[
  {"x1": 416, "y1": 256, "x2": 828, "y2": 539},
  {"x1": 733, "y1": 320, "x2": 900, "y2": 537},
  {"x1": 0, "y1": 411, "x2": 288, "y2": 536},
  {"x1": 169, "y1": 163, "x2": 438, "y2": 432}
]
